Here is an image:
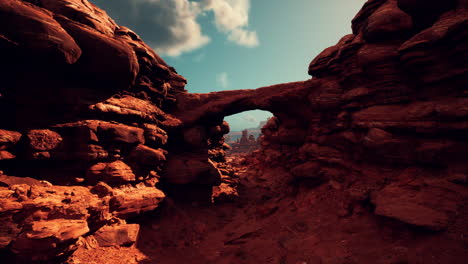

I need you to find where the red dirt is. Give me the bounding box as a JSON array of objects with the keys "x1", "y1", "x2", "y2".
[{"x1": 69, "y1": 160, "x2": 468, "y2": 264}]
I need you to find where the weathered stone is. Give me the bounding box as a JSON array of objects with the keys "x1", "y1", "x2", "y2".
[
  {"x1": 373, "y1": 179, "x2": 466, "y2": 230},
  {"x1": 110, "y1": 185, "x2": 165, "y2": 218},
  {"x1": 163, "y1": 154, "x2": 222, "y2": 185},
  {"x1": 26, "y1": 129, "x2": 63, "y2": 151},
  {"x1": 0, "y1": 150, "x2": 15, "y2": 160},
  {"x1": 0, "y1": 129, "x2": 21, "y2": 149},
  {"x1": 142, "y1": 123, "x2": 168, "y2": 147},
  {"x1": 89, "y1": 95, "x2": 169, "y2": 123},
  {"x1": 0, "y1": 0, "x2": 183, "y2": 261},
  {"x1": 212, "y1": 183, "x2": 239, "y2": 203},
  {"x1": 53, "y1": 121, "x2": 145, "y2": 159},
  {"x1": 0, "y1": 175, "x2": 43, "y2": 187},
  {"x1": 0, "y1": 0, "x2": 82, "y2": 65},
  {"x1": 11, "y1": 219, "x2": 89, "y2": 260},
  {"x1": 128, "y1": 144, "x2": 166, "y2": 167},
  {"x1": 40, "y1": 0, "x2": 117, "y2": 36},
  {"x1": 352, "y1": 0, "x2": 387, "y2": 34},
  {"x1": 398, "y1": 8, "x2": 468, "y2": 83},
  {"x1": 90, "y1": 181, "x2": 113, "y2": 198},
  {"x1": 93, "y1": 223, "x2": 139, "y2": 247},
  {"x1": 97, "y1": 122, "x2": 145, "y2": 145},
  {"x1": 56, "y1": 15, "x2": 139, "y2": 91},
  {"x1": 87, "y1": 161, "x2": 136, "y2": 184},
  {"x1": 363, "y1": 0, "x2": 413, "y2": 42}
]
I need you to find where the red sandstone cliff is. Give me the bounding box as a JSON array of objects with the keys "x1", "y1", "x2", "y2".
[{"x1": 0, "y1": 0, "x2": 183, "y2": 261}]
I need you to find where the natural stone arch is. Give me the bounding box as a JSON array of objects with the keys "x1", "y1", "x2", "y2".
[
  {"x1": 171, "y1": 80, "x2": 315, "y2": 128},
  {"x1": 161, "y1": 80, "x2": 317, "y2": 189}
]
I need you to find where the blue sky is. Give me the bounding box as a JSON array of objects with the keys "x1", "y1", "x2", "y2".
[{"x1": 92, "y1": 0, "x2": 366, "y2": 131}]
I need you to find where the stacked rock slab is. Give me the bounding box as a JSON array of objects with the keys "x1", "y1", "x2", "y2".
[
  {"x1": 0, "y1": 0, "x2": 186, "y2": 261},
  {"x1": 174, "y1": 0, "x2": 468, "y2": 232}
]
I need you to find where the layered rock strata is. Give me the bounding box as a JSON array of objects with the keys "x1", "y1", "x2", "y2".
[{"x1": 0, "y1": 0, "x2": 184, "y2": 261}]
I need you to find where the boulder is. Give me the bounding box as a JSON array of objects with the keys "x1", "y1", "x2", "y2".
[
  {"x1": 372, "y1": 178, "x2": 467, "y2": 230},
  {"x1": 127, "y1": 144, "x2": 166, "y2": 166},
  {"x1": 87, "y1": 161, "x2": 136, "y2": 184},
  {"x1": 40, "y1": 0, "x2": 117, "y2": 36},
  {"x1": 0, "y1": 0, "x2": 82, "y2": 65},
  {"x1": 90, "y1": 181, "x2": 113, "y2": 198},
  {"x1": 11, "y1": 219, "x2": 89, "y2": 261},
  {"x1": 398, "y1": 9, "x2": 468, "y2": 83},
  {"x1": 56, "y1": 16, "x2": 139, "y2": 90},
  {"x1": 142, "y1": 123, "x2": 168, "y2": 147},
  {"x1": 163, "y1": 154, "x2": 222, "y2": 185},
  {"x1": 0, "y1": 150, "x2": 15, "y2": 160},
  {"x1": 26, "y1": 129, "x2": 63, "y2": 151},
  {"x1": 0, "y1": 175, "x2": 43, "y2": 187},
  {"x1": 93, "y1": 222, "x2": 139, "y2": 247},
  {"x1": 96, "y1": 122, "x2": 145, "y2": 145},
  {"x1": 212, "y1": 183, "x2": 239, "y2": 203},
  {"x1": 89, "y1": 95, "x2": 169, "y2": 124},
  {"x1": 363, "y1": 0, "x2": 413, "y2": 42},
  {"x1": 53, "y1": 120, "x2": 145, "y2": 158},
  {"x1": 110, "y1": 184, "x2": 165, "y2": 218},
  {"x1": 0, "y1": 129, "x2": 21, "y2": 149}
]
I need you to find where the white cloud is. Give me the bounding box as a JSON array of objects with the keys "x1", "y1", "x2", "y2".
[
  {"x1": 93, "y1": 0, "x2": 209, "y2": 57},
  {"x1": 148, "y1": 0, "x2": 210, "y2": 56},
  {"x1": 202, "y1": 0, "x2": 259, "y2": 47},
  {"x1": 217, "y1": 72, "x2": 229, "y2": 89},
  {"x1": 228, "y1": 28, "x2": 259, "y2": 47},
  {"x1": 93, "y1": 0, "x2": 258, "y2": 56},
  {"x1": 203, "y1": 0, "x2": 249, "y2": 31}
]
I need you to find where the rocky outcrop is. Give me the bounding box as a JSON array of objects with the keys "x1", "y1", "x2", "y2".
[
  {"x1": 0, "y1": 0, "x2": 181, "y2": 261},
  {"x1": 228, "y1": 129, "x2": 260, "y2": 155},
  {"x1": 173, "y1": 0, "x2": 468, "y2": 233},
  {"x1": 0, "y1": 176, "x2": 163, "y2": 261}
]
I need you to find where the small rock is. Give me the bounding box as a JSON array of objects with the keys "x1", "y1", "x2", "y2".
[
  {"x1": 90, "y1": 182, "x2": 113, "y2": 198},
  {"x1": 0, "y1": 150, "x2": 15, "y2": 160},
  {"x1": 93, "y1": 223, "x2": 140, "y2": 247},
  {"x1": 26, "y1": 129, "x2": 63, "y2": 151},
  {"x1": 128, "y1": 144, "x2": 166, "y2": 166},
  {"x1": 87, "y1": 161, "x2": 136, "y2": 184}
]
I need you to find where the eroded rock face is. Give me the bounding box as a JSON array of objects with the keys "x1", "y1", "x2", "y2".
[
  {"x1": 0, "y1": 0, "x2": 181, "y2": 261},
  {"x1": 173, "y1": 0, "x2": 468, "y2": 232},
  {"x1": 0, "y1": 0, "x2": 186, "y2": 128},
  {"x1": 0, "y1": 179, "x2": 165, "y2": 261}
]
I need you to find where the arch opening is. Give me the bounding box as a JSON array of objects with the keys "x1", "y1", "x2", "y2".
[{"x1": 224, "y1": 110, "x2": 273, "y2": 157}]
